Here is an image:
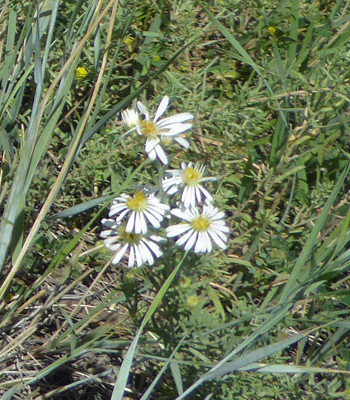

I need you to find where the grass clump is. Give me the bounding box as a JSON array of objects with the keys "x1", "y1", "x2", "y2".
[{"x1": 1, "y1": 0, "x2": 350, "y2": 399}]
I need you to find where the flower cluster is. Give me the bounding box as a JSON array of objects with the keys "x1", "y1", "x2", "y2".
[
  {"x1": 101, "y1": 97, "x2": 229, "y2": 268},
  {"x1": 121, "y1": 96, "x2": 193, "y2": 165}
]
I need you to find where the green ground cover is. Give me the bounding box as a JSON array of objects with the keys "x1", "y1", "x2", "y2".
[{"x1": 1, "y1": 0, "x2": 350, "y2": 398}]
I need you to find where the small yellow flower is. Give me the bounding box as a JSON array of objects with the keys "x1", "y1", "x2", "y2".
[
  {"x1": 76, "y1": 67, "x2": 88, "y2": 82},
  {"x1": 124, "y1": 37, "x2": 135, "y2": 51},
  {"x1": 268, "y1": 26, "x2": 277, "y2": 35}
]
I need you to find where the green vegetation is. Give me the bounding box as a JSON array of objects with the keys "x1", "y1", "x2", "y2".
[{"x1": 1, "y1": 0, "x2": 350, "y2": 398}]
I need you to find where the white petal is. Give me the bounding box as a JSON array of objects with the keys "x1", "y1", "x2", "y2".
[
  {"x1": 163, "y1": 123, "x2": 192, "y2": 136},
  {"x1": 137, "y1": 101, "x2": 150, "y2": 119},
  {"x1": 208, "y1": 229, "x2": 227, "y2": 249},
  {"x1": 101, "y1": 219, "x2": 117, "y2": 229},
  {"x1": 101, "y1": 230, "x2": 113, "y2": 239},
  {"x1": 166, "y1": 224, "x2": 191, "y2": 237},
  {"x1": 108, "y1": 242, "x2": 122, "y2": 252},
  {"x1": 126, "y1": 212, "x2": 136, "y2": 232},
  {"x1": 171, "y1": 208, "x2": 196, "y2": 221},
  {"x1": 157, "y1": 113, "x2": 193, "y2": 126},
  {"x1": 147, "y1": 148, "x2": 157, "y2": 161},
  {"x1": 104, "y1": 236, "x2": 119, "y2": 247},
  {"x1": 146, "y1": 239, "x2": 163, "y2": 257},
  {"x1": 145, "y1": 138, "x2": 160, "y2": 153},
  {"x1": 128, "y1": 246, "x2": 135, "y2": 268},
  {"x1": 112, "y1": 243, "x2": 128, "y2": 264},
  {"x1": 144, "y1": 209, "x2": 161, "y2": 228},
  {"x1": 184, "y1": 230, "x2": 198, "y2": 251},
  {"x1": 139, "y1": 240, "x2": 154, "y2": 265},
  {"x1": 134, "y1": 244, "x2": 144, "y2": 267},
  {"x1": 109, "y1": 204, "x2": 128, "y2": 217},
  {"x1": 175, "y1": 228, "x2": 194, "y2": 246},
  {"x1": 194, "y1": 232, "x2": 208, "y2": 253},
  {"x1": 154, "y1": 144, "x2": 168, "y2": 164},
  {"x1": 174, "y1": 137, "x2": 190, "y2": 148},
  {"x1": 195, "y1": 187, "x2": 202, "y2": 203},
  {"x1": 199, "y1": 186, "x2": 214, "y2": 202},
  {"x1": 154, "y1": 96, "x2": 169, "y2": 122},
  {"x1": 115, "y1": 209, "x2": 130, "y2": 222}
]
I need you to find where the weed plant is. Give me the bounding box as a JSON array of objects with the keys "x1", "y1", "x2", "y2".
[{"x1": 1, "y1": 0, "x2": 350, "y2": 399}]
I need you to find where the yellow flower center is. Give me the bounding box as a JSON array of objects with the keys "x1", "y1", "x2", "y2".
[
  {"x1": 191, "y1": 214, "x2": 211, "y2": 232},
  {"x1": 119, "y1": 225, "x2": 142, "y2": 244},
  {"x1": 127, "y1": 191, "x2": 148, "y2": 212},
  {"x1": 183, "y1": 167, "x2": 202, "y2": 186},
  {"x1": 140, "y1": 120, "x2": 159, "y2": 139},
  {"x1": 76, "y1": 67, "x2": 88, "y2": 81}
]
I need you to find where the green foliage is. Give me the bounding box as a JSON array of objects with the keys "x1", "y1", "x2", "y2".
[{"x1": 2, "y1": 0, "x2": 350, "y2": 399}]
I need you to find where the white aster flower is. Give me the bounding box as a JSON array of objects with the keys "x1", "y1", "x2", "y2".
[
  {"x1": 166, "y1": 203, "x2": 229, "y2": 253},
  {"x1": 109, "y1": 189, "x2": 169, "y2": 234},
  {"x1": 136, "y1": 96, "x2": 193, "y2": 164},
  {"x1": 101, "y1": 219, "x2": 164, "y2": 267},
  {"x1": 121, "y1": 108, "x2": 139, "y2": 129},
  {"x1": 162, "y1": 162, "x2": 216, "y2": 208}
]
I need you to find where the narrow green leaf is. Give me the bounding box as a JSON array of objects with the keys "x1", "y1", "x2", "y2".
[
  {"x1": 110, "y1": 252, "x2": 188, "y2": 400},
  {"x1": 201, "y1": 3, "x2": 261, "y2": 76},
  {"x1": 170, "y1": 361, "x2": 184, "y2": 395},
  {"x1": 279, "y1": 162, "x2": 350, "y2": 304}
]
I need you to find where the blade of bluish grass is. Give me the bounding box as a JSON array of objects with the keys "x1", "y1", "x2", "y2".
[
  {"x1": 9, "y1": 0, "x2": 62, "y2": 264},
  {"x1": 110, "y1": 251, "x2": 188, "y2": 400},
  {"x1": 0, "y1": 64, "x2": 34, "y2": 123},
  {"x1": 207, "y1": 286, "x2": 225, "y2": 321},
  {"x1": 2, "y1": 384, "x2": 21, "y2": 400},
  {"x1": 330, "y1": 0, "x2": 346, "y2": 20},
  {"x1": 27, "y1": 352, "x2": 83, "y2": 385},
  {"x1": 94, "y1": 25, "x2": 101, "y2": 70},
  {"x1": 273, "y1": 164, "x2": 305, "y2": 184},
  {"x1": 287, "y1": 0, "x2": 298, "y2": 68},
  {"x1": 314, "y1": 207, "x2": 350, "y2": 269},
  {"x1": 31, "y1": 369, "x2": 114, "y2": 400},
  {"x1": 295, "y1": 155, "x2": 309, "y2": 196},
  {"x1": 3, "y1": 9, "x2": 16, "y2": 72},
  {"x1": 0, "y1": 0, "x2": 117, "y2": 294},
  {"x1": 0, "y1": 11, "x2": 34, "y2": 168},
  {"x1": 237, "y1": 363, "x2": 350, "y2": 374},
  {"x1": 79, "y1": 33, "x2": 200, "y2": 149},
  {"x1": 48, "y1": 291, "x2": 127, "y2": 347},
  {"x1": 311, "y1": 327, "x2": 348, "y2": 364},
  {"x1": 85, "y1": 3, "x2": 135, "y2": 134},
  {"x1": 174, "y1": 303, "x2": 293, "y2": 400},
  {"x1": 140, "y1": 338, "x2": 186, "y2": 400},
  {"x1": 202, "y1": 328, "x2": 324, "y2": 381},
  {"x1": 59, "y1": 306, "x2": 77, "y2": 354},
  {"x1": 322, "y1": 21, "x2": 350, "y2": 54},
  {"x1": 279, "y1": 168, "x2": 297, "y2": 227},
  {"x1": 269, "y1": 43, "x2": 289, "y2": 166},
  {"x1": 170, "y1": 361, "x2": 184, "y2": 395},
  {"x1": 25, "y1": 64, "x2": 78, "y2": 192},
  {"x1": 295, "y1": 17, "x2": 316, "y2": 69},
  {"x1": 279, "y1": 162, "x2": 350, "y2": 304},
  {"x1": 50, "y1": 158, "x2": 150, "y2": 219},
  {"x1": 41, "y1": 0, "x2": 59, "y2": 78},
  {"x1": 34, "y1": 3, "x2": 43, "y2": 87},
  {"x1": 272, "y1": 40, "x2": 287, "y2": 88},
  {"x1": 200, "y1": 3, "x2": 261, "y2": 76},
  {"x1": 0, "y1": 11, "x2": 46, "y2": 271}
]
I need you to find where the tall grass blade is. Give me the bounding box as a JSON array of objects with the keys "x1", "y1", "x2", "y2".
[
  {"x1": 110, "y1": 252, "x2": 188, "y2": 400},
  {"x1": 279, "y1": 162, "x2": 350, "y2": 304}
]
